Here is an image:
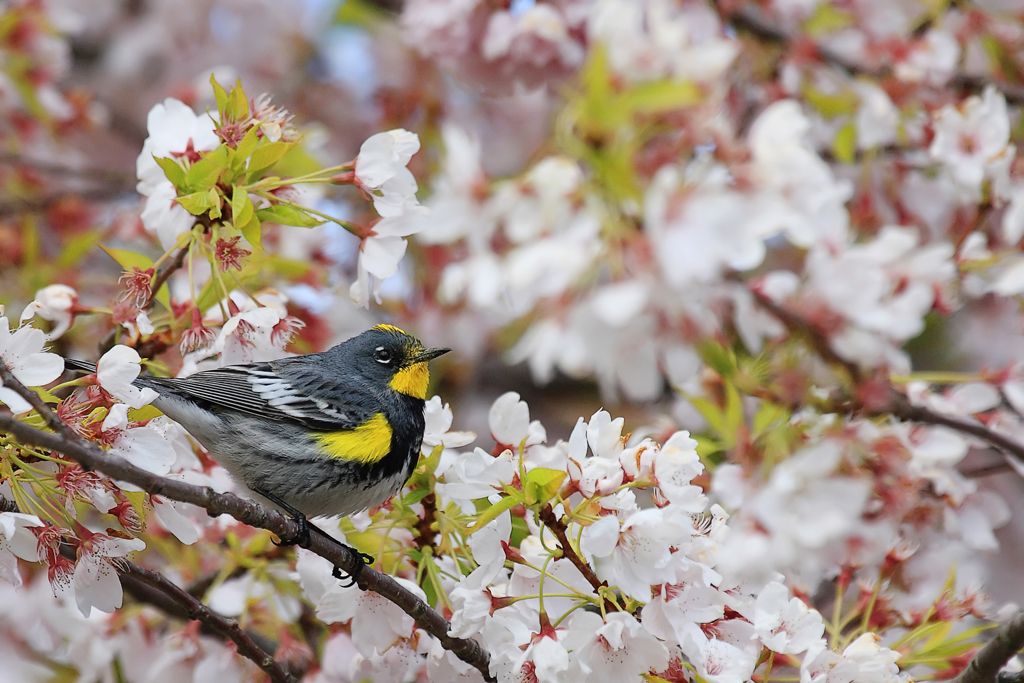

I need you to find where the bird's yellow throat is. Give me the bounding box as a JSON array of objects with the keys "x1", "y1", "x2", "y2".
[{"x1": 389, "y1": 362, "x2": 429, "y2": 399}]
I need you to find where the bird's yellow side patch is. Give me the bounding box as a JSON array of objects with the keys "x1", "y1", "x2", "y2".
[
  {"x1": 373, "y1": 323, "x2": 408, "y2": 335},
  {"x1": 390, "y1": 362, "x2": 429, "y2": 399},
  {"x1": 317, "y1": 413, "x2": 393, "y2": 464}
]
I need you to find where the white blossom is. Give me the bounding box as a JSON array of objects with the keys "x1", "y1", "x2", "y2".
[
  {"x1": 354, "y1": 128, "x2": 422, "y2": 218},
  {"x1": 19, "y1": 284, "x2": 77, "y2": 340},
  {"x1": 96, "y1": 345, "x2": 158, "y2": 409},
  {"x1": 754, "y1": 581, "x2": 825, "y2": 654},
  {"x1": 136, "y1": 98, "x2": 219, "y2": 250},
  {"x1": 0, "y1": 316, "x2": 64, "y2": 414},
  {"x1": 0, "y1": 512, "x2": 44, "y2": 587}
]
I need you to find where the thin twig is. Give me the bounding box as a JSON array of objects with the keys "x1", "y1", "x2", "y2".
[
  {"x1": 98, "y1": 245, "x2": 189, "y2": 354},
  {"x1": 745, "y1": 286, "x2": 1024, "y2": 467},
  {"x1": 953, "y1": 610, "x2": 1024, "y2": 683},
  {"x1": 120, "y1": 563, "x2": 297, "y2": 683},
  {"x1": 961, "y1": 460, "x2": 1016, "y2": 479},
  {"x1": 413, "y1": 492, "x2": 438, "y2": 549},
  {"x1": 745, "y1": 283, "x2": 863, "y2": 383},
  {"x1": 538, "y1": 505, "x2": 618, "y2": 613},
  {"x1": 0, "y1": 369, "x2": 495, "y2": 681},
  {"x1": 881, "y1": 395, "x2": 1024, "y2": 465}
]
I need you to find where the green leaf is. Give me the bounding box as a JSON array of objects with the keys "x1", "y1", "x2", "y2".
[
  {"x1": 832, "y1": 121, "x2": 857, "y2": 163},
  {"x1": 210, "y1": 73, "x2": 229, "y2": 116},
  {"x1": 335, "y1": 0, "x2": 389, "y2": 26},
  {"x1": 265, "y1": 255, "x2": 312, "y2": 278},
  {"x1": 522, "y1": 468, "x2": 567, "y2": 506},
  {"x1": 697, "y1": 341, "x2": 737, "y2": 378},
  {"x1": 231, "y1": 186, "x2": 255, "y2": 226},
  {"x1": 153, "y1": 155, "x2": 187, "y2": 188},
  {"x1": 248, "y1": 141, "x2": 293, "y2": 177},
  {"x1": 618, "y1": 80, "x2": 701, "y2": 116},
  {"x1": 239, "y1": 214, "x2": 262, "y2": 250},
  {"x1": 177, "y1": 190, "x2": 215, "y2": 216},
  {"x1": 207, "y1": 188, "x2": 223, "y2": 219},
  {"x1": 802, "y1": 86, "x2": 859, "y2": 119},
  {"x1": 469, "y1": 494, "x2": 521, "y2": 535},
  {"x1": 99, "y1": 245, "x2": 154, "y2": 271},
  {"x1": 582, "y1": 44, "x2": 612, "y2": 113},
  {"x1": 57, "y1": 230, "x2": 102, "y2": 268},
  {"x1": 803, "y1": 4, "x2": 853, "y2": 36},
  {"x1": 234, "y1": 127, "x2": 261, "y2": 162},
  {"x1": 256, "y1": 204, "x2": 323, "y2": 228},
  {"x1": 401, "y1": 488, "x2": 434, "y2": 506},
  {"x1": 752, "y1": 402, "x2": 789, "y2": 438},
  {"x1": 185, "y1": 145, "x2": 228, "y2": 190},
  {"x1": 229, "y1": 79, "x2": 249, "y2": 120},
  {"x1": 194, "y1": 278, "x2": 222, "y2": 313},
  {"x1": 689, "y1": 396, "x2": 735, "y2": 447}
]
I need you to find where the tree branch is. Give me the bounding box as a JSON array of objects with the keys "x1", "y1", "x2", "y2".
[
  {"x1": 539, "y1": 505, "x2": 618, "y2": 613},
  {"x1": 713, "y1": 0, "x2": 1024, "y2": 105},
  {"x1": 880, "y1": 395, "x2": 1024, "y2": 465},
  {"x1": 0, "y1": 367, "x2": 494, "y2": 681},
  {"x1": 0, "y1": 495, "x2": 296, "y2": 682},
  {"x1": 745, "y1": 282, "x2": 863, "y2": 383},
  {"x1": 954, "y1": 610, "x2": 1024, "y2": 683},
  {"x1": 119, "y1": 563, "x2": 297, "y2": 683},
  {"x1": 745, "y1": 285, "x2": 1024, "y2": 467}
]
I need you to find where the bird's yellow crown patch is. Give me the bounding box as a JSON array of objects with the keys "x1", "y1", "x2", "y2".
[
  {"x1": 317, "y1": 413, "x2": 393, "y2": 464},
  {"x1": 390, "y1": 362, "x2": 429, "y2": 399},
  {"x1": 373, "y1": 323, "x2": 408, "y2": 336}
]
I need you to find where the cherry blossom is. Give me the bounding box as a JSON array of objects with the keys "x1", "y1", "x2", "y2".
[
  {"x1": 301, "y1": 547, "x2": 424, "y2": 656},
  {"x1": 422, "y1": 395, "x2": 476, "y2": 452},
  {"x1": 101, "y1": 403, "x2": 177, "y2": 476},
  {"x1": 0, "y1": 511, "x2": 44, "y2": 586},
  {"x1": 563, "y1": 611, "x2": 669, "y2": 681},
  {"x1": 0, "y1": 316, "x2": 64, "y2": 414},
  {"x1": 678, "y1": 618, "x2": 761, "y2": 683},
  {"x1": 354, "y1": 129, "x2": 422, "y2": 218},
  {"x1": 801, "y1": 634, "x2": 908, "y2": 683},
  {"x1": 930, "y1": 86, "x2": 1013, "y2": 198},
  {"x1": 350, "y1": 211, "x2": 427, "y2": 307},
  {"x1": 581, "y1": 506, "x2": 692, "y2": 601},
  {"x1": 488, "y1": 391, "x2": 542, "y2": 448},
  {"x1": 18, "y1": 284, "x2": 78, "y2": 340},
  {"x1": 69, "y1": 529, "x2": 147, "y2": 617},
  {"x1": 3, "y1": 4, "x2": 1024, "y2": 681},
  {"x1": 753, "y1": 581, "x2": 825, "y2": 654},
  {"x1": 136, "y1": 98, "x2": 220, "y2": 249},
  {"x1": 96, "y1": 344, "x2": 158, "y2": 409}
]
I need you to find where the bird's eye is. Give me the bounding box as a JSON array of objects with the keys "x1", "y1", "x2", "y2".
[{"x1": 374, "y1": 347, "x2": 393, "y2": 364}]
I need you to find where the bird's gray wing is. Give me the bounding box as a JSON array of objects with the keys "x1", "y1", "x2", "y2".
[{"x1": 147, "y1": 358, "x2": 371, "y2": 431}]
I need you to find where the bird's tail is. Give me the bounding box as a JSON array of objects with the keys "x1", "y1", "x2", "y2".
[{"x1": 64, "y1": 358, "x2": 97, "y2": 374}]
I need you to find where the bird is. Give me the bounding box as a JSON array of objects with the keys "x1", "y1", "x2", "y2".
[{"x1": 65, "y1": 324, "x2": 449, "y2": 583}]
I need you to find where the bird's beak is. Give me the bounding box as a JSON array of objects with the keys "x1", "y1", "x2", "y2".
[{"x1": 414, "y1": 347, "x2": 450, "y2": 363}]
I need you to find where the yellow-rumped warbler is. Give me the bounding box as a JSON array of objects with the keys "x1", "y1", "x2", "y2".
[{"x1": 66, "y1": 324, "x2": 448, "y2": 579}]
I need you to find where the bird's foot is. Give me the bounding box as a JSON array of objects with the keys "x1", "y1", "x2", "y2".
[
  {"x1": 272, "y1": 511, "x2": 311, "y2": 548},
  {"x1": 332, "y1": 546, "x2": 374, "y2": 588}
]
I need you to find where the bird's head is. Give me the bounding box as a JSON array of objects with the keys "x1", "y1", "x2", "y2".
[{"x1": 338, "y1": 324, "x2": 449, "y2": 399}]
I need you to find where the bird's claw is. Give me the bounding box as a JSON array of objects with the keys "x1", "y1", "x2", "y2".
[
  {"x1": 332, "y1": 546, "x2": 374, "y2": 588},
  {"x1": 272, "y1": 511, "x2": 310, "y2": 548}
]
